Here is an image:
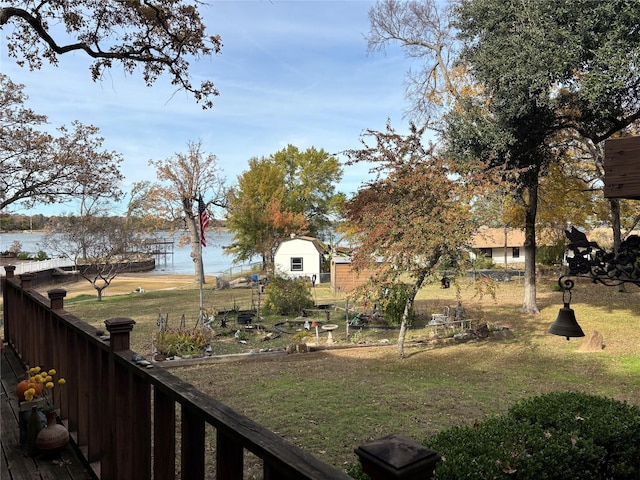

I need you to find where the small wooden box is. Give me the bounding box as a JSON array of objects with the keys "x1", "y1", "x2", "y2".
[{"x1": 19, "y1": 397, "x2": 47, "y2": 412}]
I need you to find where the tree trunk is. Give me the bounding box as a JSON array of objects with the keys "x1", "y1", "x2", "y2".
[
  {"x1": 521, "y1": 180, "x2": 539, "y2": 314},
  {"x1": 610, "y1": 198, "x2": 626, "y2": 293},
  {"x1": 397, "y1": 272, "x2": 426, "y2": 358}
]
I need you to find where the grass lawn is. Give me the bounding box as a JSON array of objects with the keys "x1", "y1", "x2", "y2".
[{"x1": 56, "y1": 274, "x2": 640, "y2": 473}]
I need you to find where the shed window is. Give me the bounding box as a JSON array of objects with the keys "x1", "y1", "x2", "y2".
[
  {"x1": 512, "y1": 247, "x2": 520, "y2": 258},
  {"x1": 291, "y1": 257, "x2": 303, "y2": 271},
  {"x1": 479, "y1": 248, "x2": 493, "y2": 258}
]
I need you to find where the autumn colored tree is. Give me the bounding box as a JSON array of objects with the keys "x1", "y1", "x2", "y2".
[
  {"x1": 271, "y1": 145, "x2": 344, "y2": 237},
  {"x1": 141, "y1": 140, "x2": 226, "y2": 284},
  {"x1": 343, "y1": 122, "x2": 478, "y2": 357},
  {"x1": 0, "y1": 74, "x2": 123, "y2": 211},
  {"x1": 225, "y1": 146, "x2": 342, "y2": 270},
  {"x1": 1, "y1": 1, "x2": 221, "y2": 108}
]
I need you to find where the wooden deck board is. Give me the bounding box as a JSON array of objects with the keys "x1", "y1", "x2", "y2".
[{"x1": 1, "y1": 343, "x2": 94, "y2": 480}]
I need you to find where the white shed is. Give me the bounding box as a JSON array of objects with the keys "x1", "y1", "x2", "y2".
[{"x1": 273, "y1": 236, "x2": 328, "y2": 285}]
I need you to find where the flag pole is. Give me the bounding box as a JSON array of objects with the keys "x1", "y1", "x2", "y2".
[
  {"x1": 199, "y1": 252, "x2": 204, "y2": 324},
  {"x1": 197, "y1": 193, "x2": 209, "y2": 325}
]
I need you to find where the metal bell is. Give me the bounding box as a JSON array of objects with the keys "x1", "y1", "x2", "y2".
[{"x1": 548, "y1": 303, "x2": 585, "y2": 340}]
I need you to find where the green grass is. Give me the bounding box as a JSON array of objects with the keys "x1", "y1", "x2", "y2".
[{"x1": 60, "y1": 276, "x2": 640, "y2": 473}]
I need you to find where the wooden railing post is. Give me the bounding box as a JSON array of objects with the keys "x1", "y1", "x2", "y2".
[
  {"x1": 3, "y1": 265, "x2": 16, "y2": 278},
  {"x1": 355, "y1": 434, "x2": 440, "y2": 480},
  {"x1": 2, "y1": 265, "x2": 16, "y2": 343},
  {"x1": 48, "y1": 289, "x2": 67, "y2": 415},
  {"x1": 104, "y1": 317, "x2": 137, "y2": 480},
  {"x1": 105, "y1": 317, "x2": 135, "y2": 352},
  {"x1": 217, "y1": 430, "x2": 244, "y2": 480},
  {"x1": 48, "y1": 288, "x2": 66, "y2": 310},
  {"x1": 182, "y1": 404, "x2": 205, "y2": 479},
  {"x1": 18, "y1": 273, "x2": 34, "y2": 290}
]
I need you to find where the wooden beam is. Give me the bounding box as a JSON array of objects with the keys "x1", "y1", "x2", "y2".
[{"x1": 604, "y1": 136, "x2": 640, "y2": 199}]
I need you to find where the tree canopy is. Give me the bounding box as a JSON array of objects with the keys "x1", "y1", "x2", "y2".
[
  {"x1": 366, "y1": 0, "x2": 640, "y2": 313},
  {"x1": 343, "y1": 121, "x2": 478, "y2": 357},
  {"x1": 225, "y1": 145, "x2": 343, "y2": 269},
  {"x1": 141, "y1": 140, "x2": 226, "y2": 283},
  {"x1": 440, "y1": 0, "x2": 640, "y2": 313},
  {"x1": 1, "y1": 0, "x2": 221, "y2": 108},
  {"x1": 366, "y1": 0, "x2": 462, "y2": 120},
  {"x1": 0, "y1": 73, "x2": 123, "y2": 211}
]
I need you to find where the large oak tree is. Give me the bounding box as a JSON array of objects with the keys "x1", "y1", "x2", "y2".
[
  {"x1": 1, "y1": 1, "x2": 221, "y2": 108},
  {"x1": 446, "y1": 0, "x2": 640, "y2": 313},
  {"x1": 368, "y1": 0, "x2": 640, "y2": 314}
]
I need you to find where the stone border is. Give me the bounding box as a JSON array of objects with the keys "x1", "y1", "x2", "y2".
[{"x1": 151, "y1": 327, "x2": 514, "y2": 369}]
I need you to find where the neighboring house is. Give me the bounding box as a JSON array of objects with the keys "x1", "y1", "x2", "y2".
[
  {"x1": 470, "y1": 227, "x2": 525, "y2": 265},
  {"x1": 273, "y1": 235, "x2": 328, "y2": 285}
]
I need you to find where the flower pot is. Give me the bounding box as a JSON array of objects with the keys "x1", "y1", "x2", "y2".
[{"x1": 36, "y1": 411, "x2": 69, "y2": 455}]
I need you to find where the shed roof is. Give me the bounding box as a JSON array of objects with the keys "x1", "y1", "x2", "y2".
[{"x1": 278, "y1": 235, "x2": 328, "y2": 255}]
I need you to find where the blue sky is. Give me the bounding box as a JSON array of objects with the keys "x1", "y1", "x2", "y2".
[{"x1": 2, "y1": 1, "x2": 414, "y2": 216}]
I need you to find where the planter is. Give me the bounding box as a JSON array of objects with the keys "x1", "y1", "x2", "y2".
[{"x1": 36, "y1": 411, "x2": 69, "y2": 455}]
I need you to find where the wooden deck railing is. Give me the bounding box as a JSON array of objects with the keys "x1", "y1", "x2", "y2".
[{"x1": 2, "y1": 265, "x2": 438, "y2": 479}]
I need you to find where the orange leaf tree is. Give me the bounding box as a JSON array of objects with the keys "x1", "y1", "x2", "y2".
[{"x1": 343, "y1": 121, "x2": 478, "y2": 357}]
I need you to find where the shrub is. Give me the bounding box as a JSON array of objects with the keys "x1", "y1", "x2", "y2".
[
  {"x1": 9, "y1": 240, "x2": 21, "y2": 254},
  {"x1": 473, "y1": 252, "x2": 495, "y2": 269},
  {"x1": 426, "y1": 392, "x2": 640, "y2": 479},
  {"x1": 154, "y1": 327, "x2": 211, "y2": 357},
  {"x1": 347, "y1": 392, "x2": 640, "y2": 480},
  {"x1": 378, "y1": 282, "x2": 415, "y2": 326},
  {"x1": 537, "y1": 242, "x2": 566, "y2": 266},
  {"x1": 261, "y1": 276, "x2": 314, "y2": 316}
]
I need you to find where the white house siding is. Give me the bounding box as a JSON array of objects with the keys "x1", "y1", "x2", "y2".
[
  {"x1": 469, "y1": 227, "x2": 525, "y2": 265},
  {"x1": 273, "y1": 237, "x2": 324, "y2": 285},
  {"x1": 469, "y1": 246, "x2": 523, "y2": 265}
]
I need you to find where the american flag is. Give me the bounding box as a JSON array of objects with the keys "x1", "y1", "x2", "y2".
[{"x1": 197, "y1": 195, "x2": 209, "y2": 247}]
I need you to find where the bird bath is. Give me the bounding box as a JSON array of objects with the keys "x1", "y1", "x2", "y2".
[{"x1": 322, "y1": 324, "x2": 338, "y2": 345}]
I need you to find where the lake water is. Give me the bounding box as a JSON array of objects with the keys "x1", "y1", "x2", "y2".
[{"x1": 0, "y1": 230, "x2": 250, "y2": 276}]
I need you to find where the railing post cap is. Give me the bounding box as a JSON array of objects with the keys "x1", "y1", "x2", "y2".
[
  {"x1": 3, "y1": 265, "x2": 16, "y2": 275},
  {"x1": 355, "y1": 434, "x2": 439, "y2": 480},
  {"x1": 48, "y1": 288, "x2": 67, "y2": 299},
  {"x1": 104, "y1": 317, "x2": 136, "y2": 333}
]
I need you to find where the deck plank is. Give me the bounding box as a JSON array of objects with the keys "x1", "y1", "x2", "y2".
[{"x1": 2, "y1": 343, "x2": 94, "y2": 480}]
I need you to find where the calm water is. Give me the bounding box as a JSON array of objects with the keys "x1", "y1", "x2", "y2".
[{"x1": 0, "y1": 230, "x2": 246, "y2": 276}]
